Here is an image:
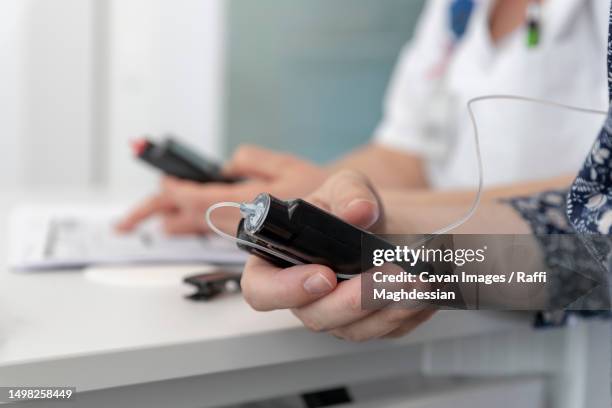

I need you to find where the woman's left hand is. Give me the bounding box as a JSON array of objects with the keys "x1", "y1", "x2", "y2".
[{"x1": 240, "y1": 170, "x2": 436, "y2": 341}]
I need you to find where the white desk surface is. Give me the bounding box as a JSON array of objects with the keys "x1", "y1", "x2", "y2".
[{"x1": 0, "y1": 189, "x2": 532, "y2": 392}]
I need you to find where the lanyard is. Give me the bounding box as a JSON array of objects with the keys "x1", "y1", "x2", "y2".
[
  {"x1": 450, "y1": 0, "x2": 475, "y2": 42},
  {"x1": 426, "y1": 0, "x2": 475, "y2": 79}
]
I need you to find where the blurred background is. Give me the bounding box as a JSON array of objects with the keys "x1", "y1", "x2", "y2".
[{"x1": 0, "y1": 0, "x2": 424, "y2": 192}]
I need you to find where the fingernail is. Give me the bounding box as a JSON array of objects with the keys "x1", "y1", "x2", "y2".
[
  {"x1": 304, "y1": 273, "x2": 334, "y2": 295},
  {"x1": 347, "y1": 199, "x2": 379, "y2": 228}
]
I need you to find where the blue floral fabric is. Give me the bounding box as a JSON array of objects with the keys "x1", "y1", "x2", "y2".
[
  {"x1": 507, "y1": 192, "x2": 611, "y2": 312},
  {"x1": 562, "y1": 2, "x2": 612, "y2": 283},
  {"x1": 509, "y1": 191, "x2": 572, "y2": 235},
  {"x1": 567, "y1": 1, "x2": 612, "y2": 233},
  {"x1": 567, "y1": 110, "x2": 612, "y2": 234},
  {"x1": 609, "y1": 4, "x2": 612, "y2": 103}
]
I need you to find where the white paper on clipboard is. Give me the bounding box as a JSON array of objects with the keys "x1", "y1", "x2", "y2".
[{"x1": 8, "y1": 204, "x2": 247, "y2": 271}]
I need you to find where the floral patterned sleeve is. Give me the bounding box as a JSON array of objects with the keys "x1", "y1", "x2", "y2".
[
  {"x1": 506, "y1": 191, "x2": 573, "y2": 235},
  {"x1": 504, "y1": 191, "x2": 611, "y2": 322}
]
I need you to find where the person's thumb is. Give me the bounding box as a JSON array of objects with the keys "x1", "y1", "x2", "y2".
[
  {"x1": 310, "y1": 170, "x2": 382, "y2": 230},
  {"x1": 241, "y1": 257, "x2": 338, "y2": 311}
]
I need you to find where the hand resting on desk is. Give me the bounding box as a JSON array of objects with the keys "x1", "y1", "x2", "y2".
[{"x1": 116, "y1": 145, "x2": 327, "y2": 235}]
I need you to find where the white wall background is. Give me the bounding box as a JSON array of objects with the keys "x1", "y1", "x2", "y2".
[
  {"x1": 21, "y1": 0, "x2": 96, "y2": 188},
  {"x1": 0, "y1": 1, "x2": 26, "y2": 190},
  {"x1": 1, "y1": 0, "x2": 225, "y2": 192},
  {"x1": 107, "y1": 0, "x2": 225, "y2": 190}
]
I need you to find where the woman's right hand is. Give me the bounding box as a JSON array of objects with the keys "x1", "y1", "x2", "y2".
[{"x1": 115, "y1": 145, "x2": 328, "y2": 235}]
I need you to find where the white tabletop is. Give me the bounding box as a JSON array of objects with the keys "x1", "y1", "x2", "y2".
[{"x1": 0, "y1": 189, "x2": 532, "y2": 392}]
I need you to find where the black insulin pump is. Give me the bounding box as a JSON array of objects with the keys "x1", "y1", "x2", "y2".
[
  {"x1": 235, "y1": 193, "x2": 395, "y2": 279},
  {"x1": 132, "y1": 136, "x2": 240, "y2": 184}
]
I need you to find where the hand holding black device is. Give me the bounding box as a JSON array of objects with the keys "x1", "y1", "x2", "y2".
[
  {"x1": 132, "y1": 136, "x2": 240, "y2": 183},
  {"x1": 231, "y1": 193, "x2": 406, "y2": 280},
  {"x1": 222, "y1": 193, "x2": 459, "y2": 308}
]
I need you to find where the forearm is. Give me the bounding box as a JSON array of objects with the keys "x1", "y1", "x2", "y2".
[
  {"x1": 381, "y1": 194, "x2": 531, "y2": 235},
  {"x1": 380, "y1": 174, "x2": 573, "y2": 207},
  {"x1": 377, "y1": 184, "x2": 547, "y2": 308},
  {"x1": 378, "y1": 175, "x2": 573, "y2": 235},
  {"x1": 328, "y1": 144, "x2": 428, "y2": 189}
]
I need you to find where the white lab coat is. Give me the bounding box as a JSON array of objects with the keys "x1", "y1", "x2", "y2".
[{"x1": 375, "y1": 0, "x2": 609, "y2": 189}]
